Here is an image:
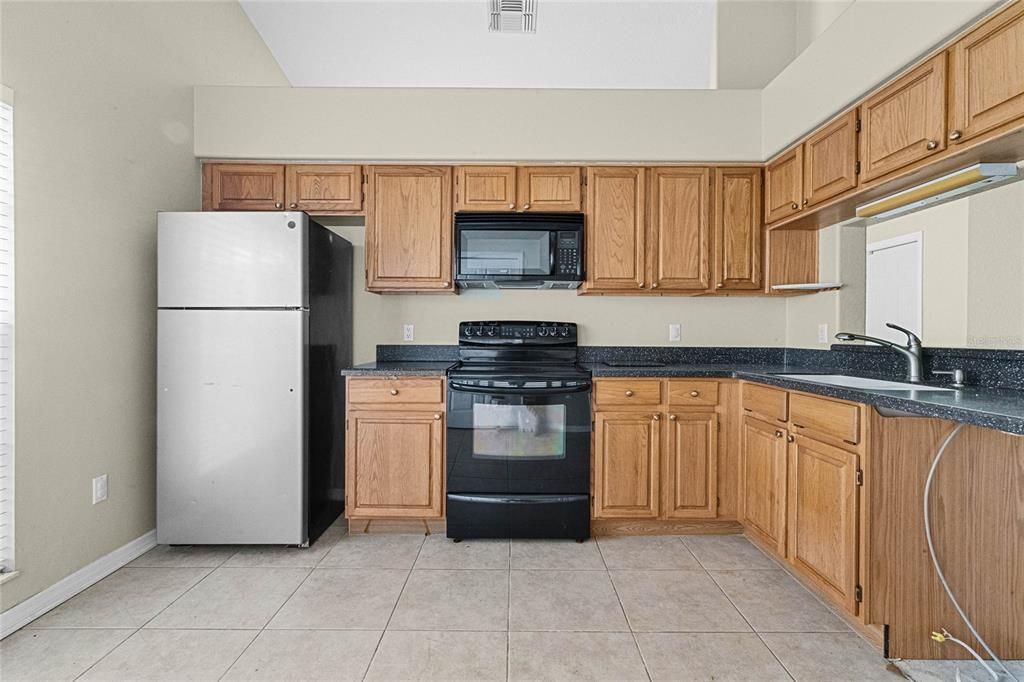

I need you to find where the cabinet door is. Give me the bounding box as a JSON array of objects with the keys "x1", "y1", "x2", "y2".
[
  {"x1": 803, "y1": 111, "x2": 859, "y2": 208},
  {"x1": 205, "y1": 163, "x2": 285, "y2": 211},
  {"x1": 859, "y1": 53, "x2": 947, "y2": 182},
  {"x1": 787, "y1": 435, "x2": 860, "y2": 613},
  {"x1": 365, "y1": 166, "x2": 453, "y2": 292},
  {"x1": 347, "y1": 411, "x2": 444, "y2": 518},
  {"x1": 713, "y1": 167, "x2": 762, "y2": 291},
  {"x1": 648, "y1": 167, "x2": 711, "y2": 291},
  {"x1": 518, "y1": 166, "x2": 582, "y2": 212},
  {"x1": 662, "y1": 412, "x2": 718, "y2": 519},
  {"x1": 593, "y1": 411, "x2": 660, "y2": 518},
  {"x1": 764, "y1": 147, "x2": 803, "y2": 224},
  {"x1": 285, "y1": 165, "x2": 363, "y2": 213},
  {"x1": 949, "y1": 3, "x2": 1024, "y2": 145},
  {"x1": 455, "y1": 166, "x2": 517, "y2": 212},
  {"x1": 585, "y1": 167, "x2": 647, "y2": 292},
  {"x1": 740, "y1": 416, "x2": 787, "y2": 554}
]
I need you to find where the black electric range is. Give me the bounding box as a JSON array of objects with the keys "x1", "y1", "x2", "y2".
[{"x1": 446, "y1": 321, "x2": 592, "y2": 541}]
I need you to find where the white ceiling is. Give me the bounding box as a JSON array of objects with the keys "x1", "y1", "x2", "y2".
[{"x1": 239, "y1": 0, "x2": 718, "y2": 89}]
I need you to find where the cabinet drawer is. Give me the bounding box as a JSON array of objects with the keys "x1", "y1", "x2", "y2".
[
  {"x1": 594, "y1": 379, "x2": 662, "y2": 406},
  {"x1": 790, "y1": 393, "x2": 861, "y2": 447},
  {"x1": 667, "y1": 380, "x2": 719, "y2": 406},
  {"x1": 742, "y1": 383, "x2": 788, "y2": 422},
  {"x1": 348, "y1": 378, "x2": 444, "y2": 405}
]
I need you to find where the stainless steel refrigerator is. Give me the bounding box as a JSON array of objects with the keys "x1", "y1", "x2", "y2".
[{"x1": 157, "y1": 211, "x2": 352, "y2": 546}]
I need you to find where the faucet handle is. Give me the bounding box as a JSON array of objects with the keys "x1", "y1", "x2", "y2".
[{"x1": 885, "y1": 322, "x2": 922, "y2": 347}]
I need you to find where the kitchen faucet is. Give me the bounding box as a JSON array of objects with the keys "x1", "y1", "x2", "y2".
[{"x1": 835, "y1": 323, "x2": 923, "y2": 383}]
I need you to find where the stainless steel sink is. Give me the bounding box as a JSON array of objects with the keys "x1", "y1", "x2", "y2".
[{"x1": 779, "y1": 374, "x2": 956, "y2": 392}]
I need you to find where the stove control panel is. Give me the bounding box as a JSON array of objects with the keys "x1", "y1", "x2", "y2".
[{"x1": 459, "y1": 321, "x2": 577, "y2": 343}]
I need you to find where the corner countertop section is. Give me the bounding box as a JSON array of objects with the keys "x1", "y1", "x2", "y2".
[
  {"x1": 341, "y1": 361, "x2": 454, "y2": 377},
  {"x1": 586, "y1": 362, "x2": 1024, "y2": 435}
]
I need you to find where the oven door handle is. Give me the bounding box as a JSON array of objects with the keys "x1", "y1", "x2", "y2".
[{"x1": 448, "y1": 381, "x2": 592, "y2": 396}]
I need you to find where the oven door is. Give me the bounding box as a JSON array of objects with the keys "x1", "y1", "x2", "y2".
[{"x1": 446, "y1": 379, "x2": 591, "y2": 495}]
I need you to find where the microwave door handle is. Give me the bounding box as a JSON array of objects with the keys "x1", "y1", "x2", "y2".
[{"x1": 550, "y1": 231, "x2": 557, "y2": 275}]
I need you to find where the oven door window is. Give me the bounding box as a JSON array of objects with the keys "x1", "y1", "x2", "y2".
[
  {"x1": 459, "y1": 230, "x2": 552, "y2": 276},
  {"x1": 472, "y1": 403, "x2": 565, "y2": 460}
]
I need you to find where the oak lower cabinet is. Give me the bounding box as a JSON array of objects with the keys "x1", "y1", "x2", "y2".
[
  {"x1": 345, "y1": 378, "x2": 445, "y2": 519},
  {"x1": 592, "y1": 378, "x2": 719, "y2": 521},
  {"x1": 365, "y1": 166, "x2": 453, "y2": 293},
  {"x1": 740, "y1": 415, "x2": 788, "y2": 554},
  {"x1": 787, "y1": 434, "x2": 861, "y2": 613}
]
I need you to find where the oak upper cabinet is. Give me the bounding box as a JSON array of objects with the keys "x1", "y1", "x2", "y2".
[
  {"x1": 803, "y1": 111, "x2": 859, "y2": 208},
  {"x1": 346, "y1": 411, "x2": 444, "y2": 518},
  {"x1": 204, "y1": 163, "x2": 285, "y2": 211},
  {"x1": 713, "y1": 167, "x2": 762, "y2": 291},
  {"x1": 648, "y1": 167, "x2": 711, "y2": 291},
  {"x1": 740, "y1": 415, "x2": 788, "y2": 554},
  {"x1": 365, "y1": 166, "x2": 453, "y2": 293},
  {"x1": 585, "y1": 167, "x2": 647, "y2": 292},
  {"x1": 859, "y1": 53, "x2": 947, "y2": 182},
  {"x1": 593, "y1": 410, "x2": 660, "y2": 519},
  {"x1": 518, "y1": 166, "x2": 583, "y2": 212},
  {"x1": 948, "y1": 2, "x2": 1024, "y2": 145},
  {"x1": 662, "y1": 411, "x2": 718, "y2": 519},
  {"x1": 764, "y1": 147, "x2": 803, "y2": 224},
  {"x1": 786, "y1": 434, "x2": 861, "y2": 612},
  {"x1": 285, "y1": 165, "x2": 363, "y2": 213},
  {"x1": 454, "y1": 166, "x2": 518, "y2": 211}
]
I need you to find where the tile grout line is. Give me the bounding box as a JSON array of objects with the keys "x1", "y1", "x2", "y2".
[
  {"x1": 506, "y1": 540, "x2": 512, "y2": 682},
  {"x1": 359, "y1": 534, "x2": 427, "y2": 682},
  {"x1": 596, "y1": 538, "x2": 653, "y2": 682}
]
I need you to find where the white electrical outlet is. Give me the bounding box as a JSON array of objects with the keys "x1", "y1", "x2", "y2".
[
  {"x1": 818, "y1": 323, "x2": 830, "y2": 344},
  {"x1": 92, "y1": 474, "x2": 108, "y2": 505},
  {"x1": 668, "y1": 324, "x2": 682, "y2": 342},
  {"x1": 403, "y1": 324, "x2": 415, "y2": 342}
]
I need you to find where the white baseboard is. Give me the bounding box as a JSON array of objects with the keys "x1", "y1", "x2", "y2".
[{"x1": 0, "y1": 529, "x2": 157, "y2": 639}]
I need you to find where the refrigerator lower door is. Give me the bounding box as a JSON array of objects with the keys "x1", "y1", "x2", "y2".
[
  {"x1": 157, "y1": 211, "x2": 308, "y2": 309},
  {"x1": 157, "y1": 309, "x2": 307, "y2": 545}
]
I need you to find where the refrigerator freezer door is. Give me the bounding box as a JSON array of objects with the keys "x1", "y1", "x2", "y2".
[
  {"x1": 157, "y1": 309, "x2": 307, "y2": 544},
  {"x1": 158, "y1": 212, "x2": 308, "y2": 308}
]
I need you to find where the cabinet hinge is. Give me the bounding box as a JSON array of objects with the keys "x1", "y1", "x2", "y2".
[
  {"x1": 855, "y1": 161, "x2": 861, "y2": 175},
  {"x1": 346, "y1": 418, "x2": 350, "y2": 431},
  {"x1": 855, "y1": 118, "x2": 861, "y2": 133},
  {"x1": 855, "y1": 469, "x2": 864, "y2": 487},
  {"x1": 854, "y1": 584, "x2": 863, "y2": 602}
]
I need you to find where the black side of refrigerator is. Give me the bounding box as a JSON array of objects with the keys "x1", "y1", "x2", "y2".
[{"x1": 307, "y1": 219, "x2": 353, "y2": 543}]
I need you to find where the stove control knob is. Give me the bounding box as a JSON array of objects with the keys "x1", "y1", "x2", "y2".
[
  {"x1": 560, "y1": 327, "x2": 570, "y2": 337},
  {"x1": 486, "y1": 328, "x2": 496, "y2": 337},
  {"x1": 464, "y1": 328, "x2": 473, "y2": 337},
  {"x1": 538, "y1": 328, "x2": 548, "y2": 337}
]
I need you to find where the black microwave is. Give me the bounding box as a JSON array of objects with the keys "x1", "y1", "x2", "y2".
[{"x1": 454, "y1": 212, "x2": 584, "y2": 289}]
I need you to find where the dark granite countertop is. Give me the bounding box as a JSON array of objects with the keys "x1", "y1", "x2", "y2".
[
  {"x1": 341, "y1": 361, "x2": 454, "y2": 377},
  {"x1": 586, "y1": 361, "x2": 1024, "y2": 435}
]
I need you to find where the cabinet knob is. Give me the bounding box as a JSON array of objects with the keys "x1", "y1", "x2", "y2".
[
  {"x1": 523, "y1": 203, "x2": 531, "y2": 210},
  {"x1": 638, "y1": 283, "x2": 645, "y2": 289},
  {"x1": 790, "y1": 202, "x2": 799, "y2": 210},
  {"x1": 926, "y1": 140, "x2": 939, "y2": 150},
  {"x1": 274, "y1": 202, "x2": 283, "y2": 209},
  {"x1": 390, "y1": 389, "x2": 399, "y2": 396},
  {"x1": 669, "y1": 414, "x2": 677, "y2": 421},
  {"x1": 625, "y1": 390, "x2": 634, "y2": 397},
  {"x1": 689, "y1": 390, "x2": 700, "y2": 397},
  {"x1": 290, "y1": 202, "x2": 298, "y2": 209},
  {"x1": 442, "y1": 281, "x2": 450, "y2": 287},
  {"x1": 802, "y1": 198, "x2": 809, "y2": 206},
  {"x1": 508, "y1": 203, "x2": 515, "y2": 209},
  {"x1": 653, "y1": 414, "x2": 661, "y2": 421},
  {"x1": 651, "y1": 283, "x2": 659, "y2": 289},
  {"x1": 775, "y1": 430, "x2": 783, "y2": 438},
  {"x1": 716, "y1": 283, "x2": 724, "y2": 289},
  {"x1": 787, "y1": 434, "x2": 795, "y2": 443},
  {"x1": 949, "y1": 130, "x2": 963, "y2": 142},
  {"x1": 433, "y1": 413, "x2": 441, "y2": 420}
]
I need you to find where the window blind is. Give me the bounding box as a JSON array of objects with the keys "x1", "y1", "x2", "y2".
[{"x1": 0, "y1": 101, "x2": 14, "y2": 573}]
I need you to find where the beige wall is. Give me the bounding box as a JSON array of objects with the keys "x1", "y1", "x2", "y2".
[
  {"x1": 762, "y1": 0, "x2": 998, "y2": 157},
  {"x1": 194, "y1": 86, "x2": 763, "y2": 162},
  {"x1": 0, "y1": 1, "x2": 286, "y2": 611},
  {"x1": 321, "y1": 220, "x2": 788, "y2": 365}
]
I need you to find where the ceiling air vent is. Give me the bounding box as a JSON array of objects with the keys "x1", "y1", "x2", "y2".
[{"x1": 489, "y1": 0, "x2": 536, "y2": 33}]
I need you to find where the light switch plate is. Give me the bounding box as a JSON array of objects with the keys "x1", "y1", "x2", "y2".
[
  {"x1": 668, "y1": 324, "x2": 681, "y2": 342},
  {"x1": 818, "y1": 323, "x2": 829, "y2": 344},
  {"x1": 92, "y1": 474, "x2": 108, "y2": 504},
  {"x1": 403, "y1": 324, "x2": 415, "y2": 342}
]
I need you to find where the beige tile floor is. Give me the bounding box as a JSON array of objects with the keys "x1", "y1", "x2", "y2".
[{"x1": 3, "y1": 527, "x2": 1016, "y2": 681}]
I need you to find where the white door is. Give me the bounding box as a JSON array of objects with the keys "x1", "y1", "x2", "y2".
[{"x1": 865, "y1": 233, "x2": 923, "y2": 344}]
